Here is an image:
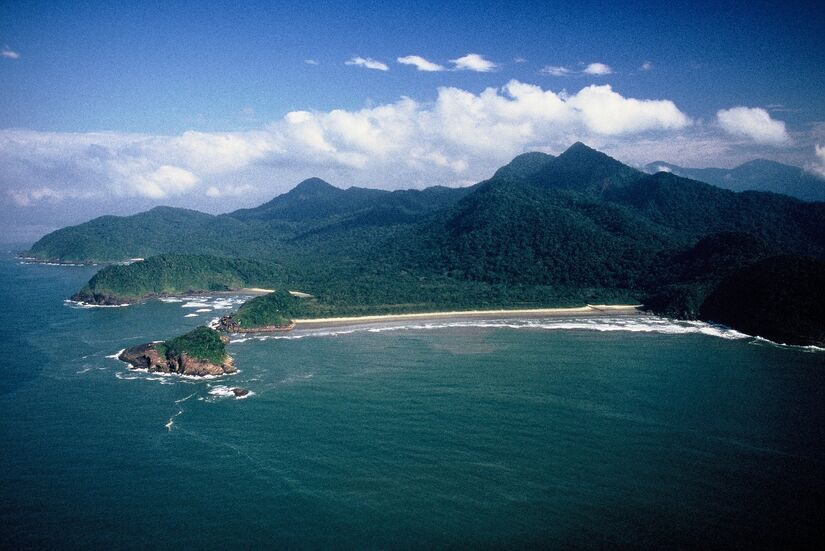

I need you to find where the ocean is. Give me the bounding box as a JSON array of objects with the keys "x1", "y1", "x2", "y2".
[{"x1": 1, "y1": 250, "x2": 823, "y2": 549}]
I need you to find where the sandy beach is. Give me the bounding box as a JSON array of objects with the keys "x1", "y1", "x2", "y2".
[{"x1": 293, "y1": 304, "x2": 643, "y2": 329}]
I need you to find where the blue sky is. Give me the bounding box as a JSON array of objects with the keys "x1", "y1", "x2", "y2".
[{"x1": 1, "y1": 0, "x2": 824, "y2": 242}]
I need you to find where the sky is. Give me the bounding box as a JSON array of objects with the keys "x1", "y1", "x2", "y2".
[{"x1": 1, "y1": 0, "x2": 824, "y2": 243}]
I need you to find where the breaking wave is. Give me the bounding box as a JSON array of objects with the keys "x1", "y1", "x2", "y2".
[
  {"x1": 208, "y1": 385, "x2": 255, "y2": 400},
  {"x1": 230, "y1": 316, "x2": 753, "y2": 344}
]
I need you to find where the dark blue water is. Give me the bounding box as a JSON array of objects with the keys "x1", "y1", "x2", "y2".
[{"x1": 1, "y1": 251, "x2": 823, "y2": 549}]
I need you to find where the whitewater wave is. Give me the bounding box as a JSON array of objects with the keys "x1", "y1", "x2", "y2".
[
  {"x1": 749, "y1": 336, "x2": 825, "y2": 353},
  {"x1": 106, "y1": 348, "x2": 126, "y2": 360},
  {"x1": 184, "y1": 313, "x2": 199, "y2": 318},
  {"x1": 19, "y1": 261, "x2": 90, "y2": 267},
  {"x1": 64, "y1": 299, "x2": 131, "y2": 309},
  {"x1": 182, "y1": 301, "x2": 211, "y2": 308},
  {"x1": 230, "y1": 316, "x2": 753, "y2": 344},
  {"x1": 208, "y1": 385, "x2": 254, "y2": 400}
]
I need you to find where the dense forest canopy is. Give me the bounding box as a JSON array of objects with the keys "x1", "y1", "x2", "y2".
[{"x1": 34, "y1": 143, "x2": 825, "y2": 345}]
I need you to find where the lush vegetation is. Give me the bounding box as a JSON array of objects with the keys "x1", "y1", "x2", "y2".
[
  {"x1": 71, "y1": 254, "x2": 285, "y2": 303},
  {"x1": 233, "y1": 290, "x2": 313, "y2": 327},
  {"x1": 155, "y1": 326, "x2": 227, "y2": 364},
  {"x1": 46, "y1": 143, "x2": 825, "y2": 342}
]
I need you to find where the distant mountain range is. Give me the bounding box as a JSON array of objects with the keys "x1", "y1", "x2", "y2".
[
  {"x1": 644, "y1": 159, "x2": 825, "y2": 202},
  {"x1": 28, "y1": 142, "x2": 825, "y2": 345}
]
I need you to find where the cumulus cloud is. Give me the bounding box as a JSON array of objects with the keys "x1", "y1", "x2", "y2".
[
  {"x1": 450, "y1": 53, "x2": 498, "y2": 72},
  {"x1": 304, "y1": 59, "x2": 319, "y2": 65},
  {"x1": 1, "y1": 46, "x2": 20, "y2": 59},
  {"x1": 583, "y1": 62, "x2": 613, "y2": 75},
  {"x1": 0, "y1": 81, "x2": 700, "y2": 208},
  {"x1": 397, "y1": 55, "x2": 445, "y2": 72},
  {"x1": 641, "y1": 61, "x2": 653, "y2": 71},
  {"x1": 345, "y1": 56, "x2": 389, "y2": 71},
  {"x1": 716, "y1": 106, "x2": 790, "y2": 145}
]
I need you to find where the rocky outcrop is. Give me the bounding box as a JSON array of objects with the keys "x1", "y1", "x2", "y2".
[
  {"x1": 70, "y1": 290, "x2": 132, "y2": 306},
  {"x1": 215, "y1": 314, "x2": 295, "y2": 333},
  {"x1": 118, "y1": 342, "x2": 236, "y2": 376}
]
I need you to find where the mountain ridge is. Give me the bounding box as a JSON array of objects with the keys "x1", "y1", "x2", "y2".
[{"x1": 644, "y1": 158, "x2": 825, "y2": 201}]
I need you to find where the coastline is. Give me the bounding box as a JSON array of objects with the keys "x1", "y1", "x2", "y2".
[{"x1": 292, "y1": 304, "x2": 643, "y2": 329}]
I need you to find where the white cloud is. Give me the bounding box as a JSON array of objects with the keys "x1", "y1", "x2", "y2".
[
  {"x1": 345, "y1": 56, "x2": 389, "y2": 71},
  {"x1": 1, "y1": 46, "x2": 20, "y2": 59},
  {"x1": 716, "y1": 106, "x2": 790, "y2": 145},
  {"x1": 583, "y1": 62, "x2": 613, "y2": 75},
  {"x1": 568, "y1": 84, "x2": 689, "y2": 134},
  {"x1": 450, "y1": 53, "x2": 498, "y2": 72},
  {"x1": 540, "y1": 65, "x2": 573, "y2": 76},
  {"x1": 541, "y1": 62, "x2": 613, "y2": 76},
  {"x1": 128, "y1": 165, "x2": 199, "y2": 199},
  {"x1": 304, "y1": 59, "x2": 319, "y2": 65},
  {"x1": 397, "y1": 55, "x2": 445, "y2": 72},
  {"x1": 0, "y1": 81, "x2": 711, "y2": 209},
  {"x1": 808, "y1": 144, "x2": 825, "y2": 178},
  {"x1": 514, "y1": 57, "x2": 527, "y2": 63},
  {"x1": 641, "y1": 61, "x2": 653, "y2": 71}
]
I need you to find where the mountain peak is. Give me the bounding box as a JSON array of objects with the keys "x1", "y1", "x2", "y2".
[
  {"x1": 529, "y1": 142, "x2": 642, "y2": 194},
  {"x1": 558, "y1": 141, "x2": 611, "y2": 161},
  {"x1": 291, "y1": 177, "x2": 338, "y2": 194}
]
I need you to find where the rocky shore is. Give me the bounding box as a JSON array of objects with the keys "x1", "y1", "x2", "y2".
[
  {"x1": 118, "y1": 340, "x2": 236, "y2": 377},
  {"x1": 215, "y1": 314, "x2": 295, "y2": 333}
]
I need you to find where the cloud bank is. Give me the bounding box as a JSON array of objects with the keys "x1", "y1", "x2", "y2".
[{"x1": 2, "y1": 80, "x2": 801, "y2": 215}]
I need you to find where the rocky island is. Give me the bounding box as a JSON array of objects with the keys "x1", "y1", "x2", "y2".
[{"x1": 119, "y1": 326, "x2": 236, "y2": 376}]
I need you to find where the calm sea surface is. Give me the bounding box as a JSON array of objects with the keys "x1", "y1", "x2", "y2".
[{"x1": 1, "y1": 251, "x2": 823, "y2": 549}]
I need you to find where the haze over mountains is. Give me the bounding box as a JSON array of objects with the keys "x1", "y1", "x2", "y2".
[
  {"x1": 28, "y1": 143, "x2": 825, "y2": 345},
  {"x1": 644, "y1": 158, "x2": 825, "y2": 202}
]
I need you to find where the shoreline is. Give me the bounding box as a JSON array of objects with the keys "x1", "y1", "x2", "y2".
[{"x1": 292, "y1": 304, "x2": 643, "y2": 330}]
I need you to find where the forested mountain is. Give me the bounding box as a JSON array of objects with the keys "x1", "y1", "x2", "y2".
[
  {"x1": 645, "y1": 158, "x2": 825, "y2": 202},
  {"x1": 29, "y1": 143, "x2": 825, "y2": 344}
]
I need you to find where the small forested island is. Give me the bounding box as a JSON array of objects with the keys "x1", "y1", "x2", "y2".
[
  {"x1": 119, "y1": 326, "x2": 236, "y2": 376},
  {"x1": 31, "y1": 143, "x2": 825, "y2": 347}
]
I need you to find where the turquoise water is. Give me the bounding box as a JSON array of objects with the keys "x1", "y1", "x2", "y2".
[{"x1": 1, "y1": 251, "x2": 823, "y2": 549}]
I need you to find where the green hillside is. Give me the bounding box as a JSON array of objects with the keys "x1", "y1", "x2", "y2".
[
  {"x1": 71, "y1": 255, "x2": 284, "y2": 304},
  {"x1": 44, "y1": 143, "x2": 825, "y2": 343}
]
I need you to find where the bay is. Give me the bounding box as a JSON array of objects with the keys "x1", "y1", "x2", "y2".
[{"x1": 0, "y1": 251, "x2": 822, "y2": 549}]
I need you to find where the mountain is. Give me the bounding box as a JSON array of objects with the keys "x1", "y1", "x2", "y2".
[
  {"x1": 531, "y1": 142, "x2": 643, "y2": 195},
  {"x1": 645, "y1": 159, "x2": 825, "y2": 202},
  {"x1": 28, "y1": 143, "x2": 825, "y2": 344},
  {"x1": 492, "y1": 151, "x2": 554, "y2": 180},
  {"x1": 28, "y1": 178, "x2": 471, "y2": 262}
]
